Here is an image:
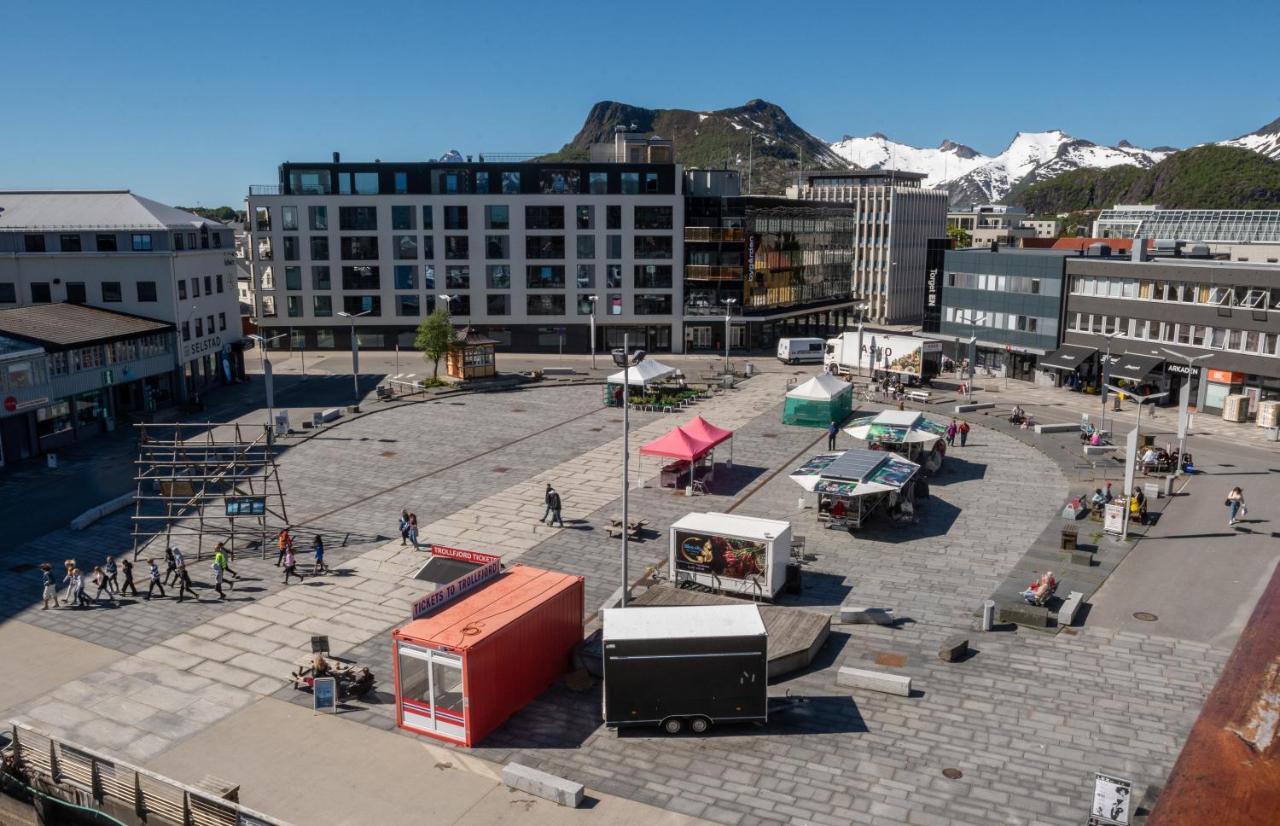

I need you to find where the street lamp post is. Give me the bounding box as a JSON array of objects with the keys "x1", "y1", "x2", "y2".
[
  {"x1": 722, "y1": 298, "x2": 737, "y2": 375},
  {"x1": 1160, "y1": 347, "x2": 1212, "y2": 475},
  {"x1": 963, "y1": 311, "x2": 989, "y2": 404},
  {"x1": 336, "y1": 310, "x2": 372, "y2": 407},
  {"x1": 1100, "y1": 332, "x2": 1120, "y2": 437},
  {"x1": 1105, "y1": 384, "x2": 1168, "y2": 540},
  {"x1": 587, "y1": 295, "x2": 599, "y2": 369},
  {"x1": 613, "y1": 338, "x2": 645, "y2": 607},
  {"x1": 247, "y1": 332, "x2": 286, "y2": 442}
]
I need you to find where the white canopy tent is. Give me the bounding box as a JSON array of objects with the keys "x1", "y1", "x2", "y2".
[
  {"x1": 785, "y1": 373, "x2": 850, "y2": 401},
  {"x1": 606, "y1": 359, "x2": 678, "y2": 387}
]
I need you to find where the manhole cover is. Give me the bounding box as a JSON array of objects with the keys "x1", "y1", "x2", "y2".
[
  {"x1": 491, "y1": 467, "x2": 510, "y2": 473},
  {"x1": 942, "y1": 768, "x2": 963, "y2": 780},
  {"x1": 510, "y1": 408, "x2": 525, "y2": 413},
  {"x1": 873, "y1": 652, "x2": 908, "y2": 668},
  {"x1": 380, "y1": 451, "x2": 397, "y2": 458},
  {"x1": 760, "y1": 433, "x2": 778, "y2": 439},
  {"x1": 1133, "y1": 612, "x2": 1158, "y2": 622},
  {"x1": 588, "y1": 427, "x2": 604, "y2": 432}
]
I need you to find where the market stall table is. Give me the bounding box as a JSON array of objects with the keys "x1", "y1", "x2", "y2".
[
  {"x1": 791, "y1": 448, "x2": 921, "y2": 530},
  {"x1": 782, "y1": 373, "x2": 854, "y2": 428},
  {"x1": 843, "y1": 409, "x2": 948, "y2": 470}
]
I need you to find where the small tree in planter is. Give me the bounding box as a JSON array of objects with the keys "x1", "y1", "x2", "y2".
[{"x1": 415, "y1": 307, "x2": 454, "y2": 380}]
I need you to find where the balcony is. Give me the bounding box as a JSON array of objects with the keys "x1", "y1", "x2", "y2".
[
  {"x1": 685, "y1": 227, "x2": 745, "y2": 243},
  {"x1": 685, "y1": 264, "x2": 744, "y2": 282},
  {"x1": 249, "y1": 184, "x2": 283, "y2": 196}
]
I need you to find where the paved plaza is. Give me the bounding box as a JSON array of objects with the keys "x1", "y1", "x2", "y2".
[{"x1": 2, "y1": 358, "x2": 1277, "y2": 825}]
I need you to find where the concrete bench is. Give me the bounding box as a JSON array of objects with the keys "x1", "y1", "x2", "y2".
[
  {"x1": 837, "y1": 666, "x2": 912, "y2": 696},
  {"x1": 318, "y1": 408, "x2": 342, "y2": 423},
  {"x1": 503, "y1": 762, "x2": 584, "y2": 808},
  {"x1": 1082, "y1": 445, "x2": 1113, "y2": 458},
  {"x1": 70, "y1": 491, "x2": 134, "y2": 531},
  {"x1": 1035, "y1": 422, "x2": 1079, "y2": 434},
  {"x1": 954, "y1": 402, "x2": 994, "y2": 413},
  {"x1": 838, "y1": 606, "x2": 895, "y2": 625},
  {"x1": 1000, "y1": 603, "x2": 1050, "y2": 628},
  {"x1": 1057, "y1": 591, "x2": 1085, "y2": 627},
  {"x1": 541, "y1": 367, "x2": 578, "y2": 376},
  {"x1": 905, "y1": 390, "x2": 932, "y2": 403},
  {"x1": 939, "y1": 635, "x2": 968, "y2": 663}
]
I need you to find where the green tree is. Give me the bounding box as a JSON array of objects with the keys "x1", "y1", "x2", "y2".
[
  {"x1": 946, "y1": 225, "x2": 972, "y2": 248},
  {"x1": 414, "y1": 307, "x2": 455, "y2": 379}
]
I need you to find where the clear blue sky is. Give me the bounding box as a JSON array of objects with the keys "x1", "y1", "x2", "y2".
[{"x1": 3, "y1": 0, "x2": 1277, "y2": 207}]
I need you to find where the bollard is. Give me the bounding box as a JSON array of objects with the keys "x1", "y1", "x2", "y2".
[{"x1": 981, "y1": 600, "x2": 995, "y2": 631}]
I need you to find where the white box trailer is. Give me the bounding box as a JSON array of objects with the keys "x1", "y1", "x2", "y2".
[
  {"x1": 824, "y1": 333, "x2": 942, "y2": 384},
  {"x1": 670, "y1": 512, "x2": 791, "y2": 599}
]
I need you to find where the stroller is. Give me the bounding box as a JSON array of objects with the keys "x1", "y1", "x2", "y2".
[{"x1": 1180, "y1": 452, "x2": 1196, "y2": 474}]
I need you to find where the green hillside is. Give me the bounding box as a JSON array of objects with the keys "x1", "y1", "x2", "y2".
[{"x1": 1010, "y1": 145, "x2": 1280, "y2": 213}]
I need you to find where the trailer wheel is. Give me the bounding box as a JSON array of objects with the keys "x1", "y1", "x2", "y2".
[
  {"x1": 690, "y1": 716, "x2": 711, "y2": 734},
  {"x1": 662, "y1": 717, "x2": 684, "y2": 735}
]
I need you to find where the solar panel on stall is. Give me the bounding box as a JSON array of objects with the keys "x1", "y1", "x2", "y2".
[{"x1": 820, "y1": 448, "x2": 889, "y2": 483}]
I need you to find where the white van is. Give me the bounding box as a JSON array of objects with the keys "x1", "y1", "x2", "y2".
[{"x1": 776, "y1": 337, "x2": 826, "y2": 364}]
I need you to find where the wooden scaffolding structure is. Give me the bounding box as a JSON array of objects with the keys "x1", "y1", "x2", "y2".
[{"x1": 130, "y1": 422, "x2": 289, "y2": 561}]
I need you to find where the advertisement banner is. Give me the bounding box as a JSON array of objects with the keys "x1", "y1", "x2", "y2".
[
  {"x1": 410, "y1": 545, "x2": 503, "y2": 619},
  {"x1": 674, "y1": 530, "x2": 768, "y2": 583},
  {"x1": 430, "y1": 545, "x2": 501, "y2": 565},
  {"x1": 922, "y1": 238, "x2": 950, "y2": 333}
]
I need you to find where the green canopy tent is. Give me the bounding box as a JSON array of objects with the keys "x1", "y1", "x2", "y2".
[{"x1": 782, "y1": 373, "x2": 853, "y2": 427}]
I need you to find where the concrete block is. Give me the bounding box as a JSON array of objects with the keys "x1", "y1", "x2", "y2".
[
  {"x1": 953, "y1": 403, "x2": 994, "y2": 413},
  {"x1": 1070, "y1": 549, "x2": 1094, "y2": 566},
  {"x1": 999, "y1": 603, "x2": 1049, "y2": 628},
  {"x1": 319, "y1": 408, "x2": 342, "y2": 423},
  {"x1": 1057, "y1": 591, "x2": 1085, "y2": 627},
  {"x1": 836, "y1": 666, "x2": 912, "y2": 696},
  {"x1": 70, "y1": 491, "x2": 135, "y2": 530},
  {"x1": 938, "y1": 635, "x2": 968, "y2": 663},
  {"x1": 1034, "y1": 422, "x2": 1078, "y2": 434},
  {"x1": 1083, "y1": 445, "x2": 1113, "y2": 457},
  {"x1": 838, "y1": 606, "x2": 895, "y2": 625},
  {"x1": 503, "y1": 762, "x2": 585, "y2": 808}
]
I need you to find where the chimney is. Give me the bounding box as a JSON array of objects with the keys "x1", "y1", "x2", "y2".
[{"x1": 332, "y1": 151, "x2": 340, "y2": 163}]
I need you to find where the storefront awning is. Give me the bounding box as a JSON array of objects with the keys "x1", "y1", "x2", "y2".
[
  {"x1": 1039, "y1": 344, "x2": 1095, "y2": 372},
  {"x1": 1109, "y1": 352, "x2": 1165, "y2": 383}
]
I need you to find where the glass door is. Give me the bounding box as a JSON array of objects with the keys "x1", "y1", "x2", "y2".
[{"x1": 397, "y1": 644, "x2": 466, "y2": 742}]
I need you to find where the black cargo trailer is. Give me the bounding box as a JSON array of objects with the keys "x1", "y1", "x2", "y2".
[{"x1": 602, "y1": 604, "x2": 768, "y2": 734}]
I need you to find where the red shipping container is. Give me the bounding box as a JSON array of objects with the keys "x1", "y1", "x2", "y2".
[{"x1": 392, "y1": 564, "x2": 584, "y2": 747}]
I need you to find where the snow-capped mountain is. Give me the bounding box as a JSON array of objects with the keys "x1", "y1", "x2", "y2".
[
  {"x1": 831, "y1": 130, "x2": 1173, "y2": 206},
  {"x1": 1218, "y1": 116, "x2": 1280, "y2": 161}
]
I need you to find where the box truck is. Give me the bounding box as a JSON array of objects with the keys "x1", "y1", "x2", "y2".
[
  {"x1": 602, "y1": 604, "x2": 768, "y2": 734},
  {"x1": 824, "y1": 332, "x2": 941, "y2": 385}
]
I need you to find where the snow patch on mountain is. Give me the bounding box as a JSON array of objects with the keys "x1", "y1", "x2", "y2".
[{"x1": 1217, "y1": 116, "x2": 1280, "y2": 161}]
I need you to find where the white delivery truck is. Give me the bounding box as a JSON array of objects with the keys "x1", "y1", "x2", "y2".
[
  {"x1": 776, "y1": 337, "x2": 826, "y2": 364},
  {"x1": 824, "y1": 333, "x2": 942, "y2": 385}
]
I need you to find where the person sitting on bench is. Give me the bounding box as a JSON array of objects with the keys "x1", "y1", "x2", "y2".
[
  {"x1": 1009, "y1": 405, "x2": 1025, "y2": 424},
  {"x1": 1090, "y1": 488, "x2": 1107, "y2": 512},
  {"x1": 1021, "y1": 571, "x2": 1057, "y2": 605}
]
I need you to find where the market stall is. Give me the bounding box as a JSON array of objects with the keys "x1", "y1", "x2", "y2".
[
  {"x1": 446, "y1": 327, "x2": 497, "y2": 380},
  {"x1": 782, "y1": 373, "x2": 853, "y2": 428},
  {"x1": 790, "y1": 448, "x2": 920, "y2": 530},
  {"x1": 681, "y1": 415, "x2": 734, "y2": 467},
  {"x1": 670, "y1": 512, "x2": 792, "y2": 599},
  {"x1": 639, "y1": 426, "x2": 714, "y2": 495},
  {"x1": 843, "y1": 409, "x2": 948, "y2": 470},
  {"x1": 392, "y1": 562, "x2": 584, "y2": 747},
  {"x1": 603, "y1": 358, "x2": 678, "y2": 406}
]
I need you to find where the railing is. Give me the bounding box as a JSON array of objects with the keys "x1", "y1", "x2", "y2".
[
  {"x1": 684, "y1": 227, "x2": 745, "y2": 243},
  {"x1": 4, "y1": 720, "x2": 291, "y2": 826},
  {"x1": 684, "y1": 264, "x2": 744, "y2": 281},
  {"x1": 248, "y1": 185, "x2": 283, "y2": 196}
]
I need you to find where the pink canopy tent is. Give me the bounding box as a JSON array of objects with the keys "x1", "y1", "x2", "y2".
[
  {"x1": 639, "y1": 426, "x2": 716, "y2": 495},
  {"x1": 681, "y1": 415, "x2": 734, "y2": 466}
]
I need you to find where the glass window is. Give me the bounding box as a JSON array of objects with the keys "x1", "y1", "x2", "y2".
[
  {"x1": 445, "y1": 266, "x2": 470, "y2": 289},
  {"x1": 281, "y1": 206, "x2": 299, "y2": 230},
  {"x1": 576, "y1": 235, "x2": 595, "y2": 259},
  {"x1": 620, "y1": 172, "x2": 640, "y2": 194},
  {"x1": 315, "y1": 328, "x2": 335, "y2": 347},
  {"x1": 424, "y1": 264, "x2": 436, "y2": 290},
  {"x1": 487, "y1": 294, "x2": 510, "y2": 315},
  {"x1": 526, "y1": 236, "x2": 565, "y2": 259},
  {"x1": 445, "y1": 236, "x2": 469, "y2": 259},
  {"x1": 313, "y1": 295, "x2": 333, "y2": 317},
  {"x1": 131, "y1": 234, "x2": 153, "y2": 251},
  {"x1": 394, "y1": 171, "x2": 408, "y2": 194},
  {"x1": 66, "y1": 282, "x2": 86, "y2": 303},
  {"x1": 394, "y1": 235, "x2": 419, "y2": 259},
  {"x1": 342, "y1": 295, "x2": 381, "y2": 316},
  {"x1": 283, "y1": 236, "x2": 299, "y2": 260},
  {"x1": 606, "y1": 205, "x2": 622, "y2": 229},
  {"x1": 539, "y1": 169, "x2": 580, "y2": 194},
  {"x1": 589, "y1": 172, "x2": 607, "y2": 194},
  {"x1": 634, "y1": 235, "x2": 672, "y2": 259},
  {"x1": 576, "y1": 264, "x2": 595, "y2": 288},
  {"x1": 312, "y1": 266, "x2": 331, "y2": 290},
  {"x1": 634, "y1": 206, "x2": 673, "y2": 229},
  {"x1": 178, "y1": 280, "x2": 187, "y2": 299},
  {"x1": 60, "y1": 234, "x2": 82, "y2": 252},
  {"x1": 392, "y1": 205, "x2": 416, "y2": 230},
  {"x1": 394, "y1": 265, "x2": 417, "y2": 290},
  {"x1": 635, "y1": 294, "x2": 672, "y2": 315},
  {"x1": 475, "y1": 171, "x2": 490, "y2": 193},
  {"x1": 285, "y1": 266, "x2": 302, "y2": 290},
  {"x1": 527, "y1": 294, "x2": 565, "y2": 315},
  {"x1": 422, "y1": 236, "x2": 434, "y2": 258},
  {"x1": 501, "y1": 171, "x2": 521, "y2": 194},
  {"x1": 0, "y1": 282, "x2": 14, "y2": 303},
  {"x1": 308, "y1": 205, "x2": 328, "y2": 230},
  {"x1": 486, "y1": 265, "x2": 511, "y2": 289},
  {"x1": 486, "y1": 235, "x2": 509, "y2": 259},
  {"x1": 525, "y1": 206, "x2": 564, "y2": 230},
  {"x1": 644, "y1": 172, "x2": 660, "y2": 193},
  {"x1": 422, "y1": 206, "x2": 433, "y2": 229},
  {"x1": 341, "y1": 266, "x2": 380, "y2": 290},
  {"x1": 396, "y1": 295, "x2": 420, "y2": 316},
  {"x1": 607, "y1": 235, "x2": 622, "y2": 259},
  {"x1": 353, "y1": 172, "x2": 379, "y2": 195},
  {"x1": 526, "y1": 265, "x2": 565, "y2": 289},
  {"x1": 290, "y1": 169, "x2": 332, "y2": 195},
  {"x1": 23, "y1": 234, "x2": 46, "y2": 252},
  {"x1": 101, "y1": 282, "x2": 122, "y2": 302},
  {"x1": 339, "y1": 206, "x2": 377, "y2": 231},
  {"x1": 608, "y1": 293, "x2": 622, "y2": 315},
  {"x1": 287, "y1": 296, "x2": 304, "y2": 317},
  {"x1": 132, "y1": 281, "x2": 157, "y2": 302},
  {"x1": 485, "y1": 205, "x2": 509, "y2": 229},
  {"x1": 95, "y1": 234, "x2": 118, "y2": 252},
  {"x1": 444, "y1": 206, "x2": 468, "y2": 230},
  {"x1": 261, "y1": 296, "x2": 276, "y2": 317},
  {"x1": 577, "y1": 205, "x2": 594, "y2": 230},
  {"x1": 310, "y1": 236, "x2": 329, "y2": 260},
  {"x1": 341, "y1": 236, "x2": 379, "y2": 259},
  {"x1": 635, "y1": 264, "x2": 672, "y2": 288},
  {"x1": 577, "y1": 295, "x2": 596, "y2": 315},
  {"x1": 607, "y1": 264, "x2": 623, "y2": 288}
]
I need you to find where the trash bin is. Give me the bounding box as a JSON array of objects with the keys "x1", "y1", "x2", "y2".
[
  {"x1": 745, "y1": 362, "x2": 756, "y2": 377},
  {"x1": 1060, "y1": 525, "x2": 1078, "y2": 551},
  {"x1": 47, "y1": 453, "x2": 58, "y2": 469}
]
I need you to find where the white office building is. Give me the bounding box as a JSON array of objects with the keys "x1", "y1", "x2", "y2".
[
  {"x1": 787, "y1": 170, "x2": 947, "y2": 324},
  {"x1": 0, "y1": 190, "x2": 243, "y2": 399}
]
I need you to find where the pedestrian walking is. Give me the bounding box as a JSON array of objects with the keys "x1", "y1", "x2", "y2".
[
  {"x1": 91, "y1": 566, "x2": 114, "y2": 603},
  {"x1": 546, "y1": 487, "x2": 564, "y2": 528},
  {"x1": 61, "y1": 560, "x2": 76, "y2": 604},
  {"x1": 276, "y1": 527, "x2": 292, "y2": 566},
  {"x1": 119, "y1": 558, "x2": 137, "y2": 597},
  {"x1": 542, "y1": 484, "x2": 556, "y2": 524},
  {"x1": 827, "y1": 421, "x2": 839, "y2": 451},
  {"x1": 145, "y1": 559, "x2": 166, "y2": 600},
  {"x1": 312, "y1": 535, "x2": 328, "y2": 575},
  {"x1": 282, "y1": 547, "x2": 303, "y2": 584},
  {"x1": 211, "y1": 559, "x2": 226, "y2": 600},
  {"x1": 103, "y1": 556, "x2": 119, "y2": 594},
  {"x1": 958, "y1": 420, "x2": 970, "y2": 447},
  {"x1": 1227, "y1": 486, "x2": 1246, "y2": 526},
  {"x1": 40, "y1": 562, "x2": 60, "y2": 610},
  {"x1": 163, "y1": 547, "x2": 177, "y2": 585},
  {"x1": 72, "y1": 568, "x2": 91, "y2": 608},
  {"x1": 172, "y1": 546, "x2": 185, "y2": 570},
  {"x1": 214, "y1": 545, "x2": 237, "y2": 589},
  {"x1": 175, "y1": 563, "x2": 198, "y2": 602},
  {"x1": 399, "y1": 509, "x2": 411, "y2": 546},
  {"x1": 408, "y1": 513, "x2": 420, "y2": 550},
  {"x1": 945, "y1": 419, "x2": 957, "y2": 447}
]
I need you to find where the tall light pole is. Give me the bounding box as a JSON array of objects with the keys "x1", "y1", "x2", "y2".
[
  {"x1": 1100, "y1": 331, "x2": 1120, "y2": 437},
  {"x1": 963, "y1": 310, "x2": 989, "y2": 403},
  {"x1": 336, "y1": 309, "x2": 371, "y2": 407},
  {"x1": 1161, "y1": 347, "x2": 1212, "y2": 475},
  {"x1": 247, "y1": 332, "x2": 286, "y2": 442},
  {"x1": 1105, "y1": 384, "x2": 1167, "y2": 540},
  {"x1": 852, "y1": 301, "x2": 868, "y2": 378},
  {"x1": 722, "y1": 297, "x2": 737, "y2": 375},
  {"x1": 587, "y1": 295, "x2": 599, "y2": 369},
  {"x1": 613, "y1": 338, "x2": 645, "y2": 607}
]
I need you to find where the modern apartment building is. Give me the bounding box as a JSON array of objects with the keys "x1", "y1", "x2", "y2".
[
  {"x1": 0, "y1": 191, "x2": 243, "y2": 399},
  {"x1": 946, "y1": 205, "x2": 1040, "y2": 247},
  {"x1": 245, "y1": 140, "x2": 685, "y2": 354},
  {"x1": 787, "y1": 170, "x2": 947, "y2": 324}
]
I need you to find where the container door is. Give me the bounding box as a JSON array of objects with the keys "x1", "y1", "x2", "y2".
[
  {"x1": 397, "y1": 644, "x2": 466, "y2": 742},
  {"x1": 429, "y1": 654, "x2": 466, "y2": 741}
]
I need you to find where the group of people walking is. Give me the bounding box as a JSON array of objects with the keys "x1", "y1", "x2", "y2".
[
  {"x1": 275, "y1": 527, "x2": 327, "y2": 582},
  {"x1": 945, "y1": 418, "x2": 970, "y2": 448}
]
